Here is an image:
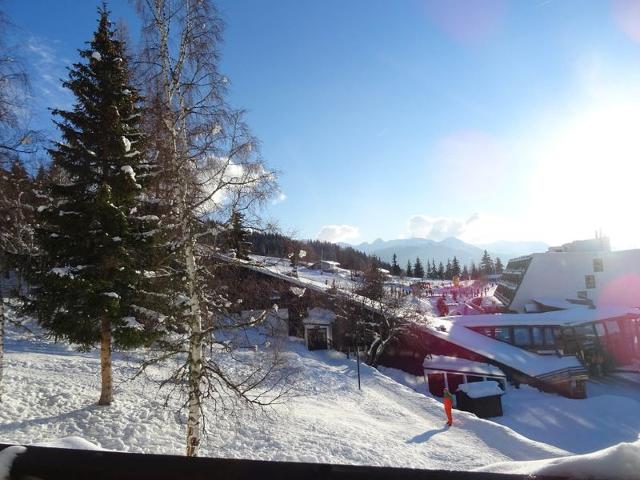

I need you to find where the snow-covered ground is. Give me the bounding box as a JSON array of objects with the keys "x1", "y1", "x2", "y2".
[
  {"x1": 2, "y1": 318, "x2": 568, "y2": 471},
  {"x1": 381, "y1": 366, "x2": 640, "y2": 455},
  {"x1": 3, "y1": 302, "x2": 639, "y2": 477}
]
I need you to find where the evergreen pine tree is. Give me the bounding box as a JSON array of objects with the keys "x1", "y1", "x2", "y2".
[
  {"x1": 390, "y1": 253, "x2": 401, "y2": 276},
  {"x1": 413, "y1": 257, "x2": 424, "y2": 278},
  {"x1": 462, "y1": 264, "x2": 469, "y2": 279},
  {"x1": 451, "y1": 256, "x2": 461, "y2": 278},
  {"x1": 471, "y1": 261, "x2": 479, "y2": 279},
  {"x1": 437, "y1": 261, "x2": 445, "y2": 279},
  {"x1": 426, "y1": 260, "x2": 432, "y2": 279},
  {"x1": 445, "y1": 258, "x2": 453, "y2": 280},
  {"x1": 406, "y1": 260, "x2": 413, "y2": 277},
  {"x1": 27, "y1": 8, "x2": 162, "y2": 406},
  {"x1": 495, "y1": 257, "x2": 504, "y2": 274},
  {"x1": 480, "y1": 250, "x2": 494, "y2": 276},
  {"x1": 227, "y1": 210, "x2": 250, "y2": 260}
]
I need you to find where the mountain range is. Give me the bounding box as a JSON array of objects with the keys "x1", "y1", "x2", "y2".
[{"x1": 347, "y1": 237, "x2": 549, "y2": 268}]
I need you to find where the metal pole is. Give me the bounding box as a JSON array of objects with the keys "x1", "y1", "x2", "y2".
[{"x1": 356, "y1": 343, "x2": 361, "y2": 390}]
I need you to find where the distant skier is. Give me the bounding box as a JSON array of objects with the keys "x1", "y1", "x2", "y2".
[{"x1": 443, "y1": 387, "x2": 454, "y2": 426}]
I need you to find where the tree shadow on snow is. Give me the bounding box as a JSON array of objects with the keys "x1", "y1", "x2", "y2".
[{"x1": 407, "y1": 426, "x2": 448, "y2": 443}]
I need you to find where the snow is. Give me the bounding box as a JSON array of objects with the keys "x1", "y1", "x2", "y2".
[
  {"x1": 121, "y1": 165, "x2": 136, "y2": 182},
  {"x1": 121, "y1": 136, "x2": 131, "y2": 153},
  {"x1": 385, "y1": 364, "x2": 640, "y2": 457},
  {"x1": 1, "y1": 320, "x2": 568, "y2": 470},
  {"x1": 49, "y1": 267, "x2": 72, "y2": 278},
  {"x1": 423, "y1": 355, "x2": 505, "y2": 377},
  {"x1": 33, "y1": 436, "x2": 103, "y2": 450},
  {"x1": 122, "y1": 317, "x2": 143, "y2": 331},
  {"x1": 0, "y1": 446, "x2": 26, "y2": 480},
  {"x1": 452, "y1": 306, "x2": 638, "y2": 328},
  {"x1": 91, "y1": 51, "x2": 102, "y2": 61},
  {"x1": 302, "y1": 307, "x2": 336, "y2": 326},
  {"x1": 532, "y1": 297, "x2": 591, "y2": 311},
  {"x1": 135, "y1": 215, "x2": 159, "y2": 222},
  {"x1": 457, "y1": 381, "x2": 504, "y2": 399},
  {"x1": 427, "y1": 318, "x2": 584, "y2": 378},
  {"x1": 101, "y1": 292, "x2": 120, "y2": 299},
  {"x1": 479, "y1": 440, "x2": 640, "y2": 480},
  {"x1": 3, "y1": 304, "x2": 640, "y2": 475}
]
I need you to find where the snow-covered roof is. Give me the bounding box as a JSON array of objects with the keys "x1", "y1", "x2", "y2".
[
  {"x1": 426, "y1": 319, "x2": 584, "y2": 378},
  {"x1": 423, "y1": 355, "x2": 505, "y2": 377},
  {"x1": 321, "y1": 260, "x2": 340, "y2": 266},
  {"x1": 449, "y1": 306, "x2": 639, "y2": 328},
  {"x1": 457, "y1": 381, "x2": 504, "y2": 398},
  {"x1": 303, "y1": 307, "x2": 336, "y2": 326},
  {"x1": 532, "y1": 297, "x2": 590, "y2": 311}
]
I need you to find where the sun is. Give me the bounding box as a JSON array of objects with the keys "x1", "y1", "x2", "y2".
[{"x1": 528, "y1": 100, "x2": 640, "y2": 249}]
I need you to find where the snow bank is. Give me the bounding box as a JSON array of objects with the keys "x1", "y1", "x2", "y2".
[
  {"x1": 0, "y1": 446, "x2": 26, "y2": 480},
  {"x1": 33, "y1": 436, "x2": 103, "y2": 450},
  {"x1": 479, "y1": 440, "x2": 640, "y2": 480},
  {"x1": 457, "y1": 381, "x2": 504, "y2": 399}
]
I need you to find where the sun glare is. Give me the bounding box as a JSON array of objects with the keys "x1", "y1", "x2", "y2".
[{"x1": 530, "y1": 101, "x2": 640, "y2": 249}]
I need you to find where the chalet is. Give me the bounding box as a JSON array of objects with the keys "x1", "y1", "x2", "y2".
[
  {"x1": 303, "y1": 308, "x2": 336, "y2": 350},
  {"x1": 315, "y1": 260, "x2": 341, "y2": 272},
  {"x1": 218, "y1": 254, "x2": 625, "y2": 398}
]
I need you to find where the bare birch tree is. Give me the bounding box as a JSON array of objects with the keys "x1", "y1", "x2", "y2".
[
  {"x1": 0, "y1": 5, "x2": 39, "y2": 402},
  {"x1": 135, "y1": 0, "x2": 290, "y2": 456}
]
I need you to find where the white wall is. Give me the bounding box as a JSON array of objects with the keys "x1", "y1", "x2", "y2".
[{"x1": 511, "y1": 250, "x2": 640, "y2": 312}]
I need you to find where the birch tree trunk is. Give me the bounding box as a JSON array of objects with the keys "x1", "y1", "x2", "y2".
[
  {"x1": 0, "y1": 297, "x2": 4, "y2": 402},
  {"x1": 98, "y1": 317, "x2": 113, "y2": 406},
  {"x1": 185, "y1": 235, "x2": 203, "y2": 456}
]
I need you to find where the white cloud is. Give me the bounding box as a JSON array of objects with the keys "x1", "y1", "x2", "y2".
[
  {"x1": 407, "y1": 215, "x2": 467, "y2": 241},
  {"x1": 272, "y1": 192, "x2": 287, "y2": 205},
  {"x1": 405, "y1": 213, "x2": 533, "y2": 244},
  {"x1": 317, "y1": 225, "x2": 360, "y2": 243}
]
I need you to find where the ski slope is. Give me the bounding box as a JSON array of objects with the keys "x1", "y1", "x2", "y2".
[{"x1": 0, "y1": 320, "x2": 566, "y2": 471}]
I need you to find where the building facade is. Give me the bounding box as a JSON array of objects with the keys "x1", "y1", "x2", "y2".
[{"x1": 496, "y1": 237, "x2": 640, "y2": 313}]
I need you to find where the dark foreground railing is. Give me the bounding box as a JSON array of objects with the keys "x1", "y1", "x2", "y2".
[{"x1": 0, "y1": 444, "x2": 566, "y2": 480}]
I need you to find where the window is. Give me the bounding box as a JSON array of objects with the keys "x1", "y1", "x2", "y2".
[
  {"x1": 594, "y1": 323, "x2": 606, "y2": 337},
  {"x1": 575, "y1": 324, "x2": 598, "y2": 348},
  {"x1": 495, "y1": 327, "x2": 512, "y2": 343},
  {"x1": 544, "y1": 327, "x2": 555, "y2": 346},
  {"x1": 532, "y1": 327, "x2": 544, "y2": 346},
  {"x1": 513, "y1": 327, "x2": 531, "y2": 346},
  {"x1": 605, "y1": 320, "x2": 620, "y2": 334},
  {"x1": 577, "y1": 290, "x2": 588, "y2": 299},
  {"x1": 593, "y1": 258, "x2": 603, "y2": 272},
  {"x1": 585, "y1": 275, "x2": 596, "y2": 289}
]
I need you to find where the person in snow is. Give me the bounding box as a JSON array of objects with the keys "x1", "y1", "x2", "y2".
[{"x1": 443, "y1": 387, "x2": 454, "y2": 426}]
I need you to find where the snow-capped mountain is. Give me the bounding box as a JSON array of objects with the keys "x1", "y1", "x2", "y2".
[{"x1": 351, "y1": 237, "x2": 548, "y2": 266}]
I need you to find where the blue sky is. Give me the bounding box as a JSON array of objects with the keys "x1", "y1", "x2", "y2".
[{"x1": 7, "y1": 0, "x2": 640, "y2": 249}]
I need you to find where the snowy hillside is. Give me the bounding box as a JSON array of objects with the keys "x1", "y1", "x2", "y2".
[{"x1": 1, "y1": 320, "x2": 567, "y2": 471}]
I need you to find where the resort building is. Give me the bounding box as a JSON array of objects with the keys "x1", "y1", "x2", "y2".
[{"x1": 495, "y1": 236, "x2": 640, "y2": 313}]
